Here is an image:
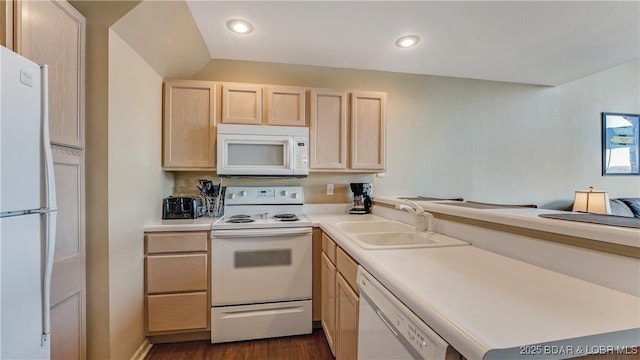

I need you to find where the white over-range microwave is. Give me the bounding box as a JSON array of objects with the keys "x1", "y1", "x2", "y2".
[{"x1": 217, "y1": 124, "x2": 309, "y2": 177}]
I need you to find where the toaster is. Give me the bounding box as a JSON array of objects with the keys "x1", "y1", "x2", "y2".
[{"x1": 162, "y1": 197, "x2": 200, "y2": 220}]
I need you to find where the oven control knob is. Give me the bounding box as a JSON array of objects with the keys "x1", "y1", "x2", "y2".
[
  {"x1": 240, "y1": 190, "x2": 247, "y2": 197},
  {"x1": 281, "y1": 190, "x2": 289, "y2": 197},
  {"x1": 293, "y1": 192, "x2": 300, "y2": 199},
  {"x1": 229, "y1": 192, "x2": 236, "y2": 199}
]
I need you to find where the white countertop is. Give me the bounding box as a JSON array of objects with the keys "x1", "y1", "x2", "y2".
[
  {"x1": 143, "y1": 217, "x2": 215, "y2": 232},
  {"x1": 373, "y1": 197, "x2": 640, "y2": 249},
  {"x1": 144, "y1": 205, "x2": 640, "y2": 359},
  {"x1": 320, "y1": 220, "x2": 640, "y2": 360}
]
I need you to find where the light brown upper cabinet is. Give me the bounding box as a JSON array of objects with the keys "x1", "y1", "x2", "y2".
[
  {"x1": 350, "y1": 91, "x2": 386, "y2": 171},
  {"x1": 163, "y1": 80, "x2": 217, "y2": 170},
  {"x1": 310, "y1": 90, "x2": 386, "y2": 172},
  {"x1": 221, "y1": 83, "x2": 263, "y2": 125},
  {"x1": 15, "y1": 0, "x2": 86, "y2": 149},
  {"x1": 266, "y1": 86, "x2": 307, "y2": 126},
  {"x1": 309, "y1": 89, "x2": 348, "y2": 170}
]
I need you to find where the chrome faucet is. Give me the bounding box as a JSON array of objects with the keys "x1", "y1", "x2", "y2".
[{"x1": 395, "y1": 199, "x2": 435, "y2": 233}]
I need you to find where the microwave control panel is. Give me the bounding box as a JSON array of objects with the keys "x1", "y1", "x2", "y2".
[{"x1": 294, "y1": 139, "x2": 309, "y2": 171}]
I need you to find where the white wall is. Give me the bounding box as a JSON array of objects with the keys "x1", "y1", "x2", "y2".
[
  {"x1": 108, "y1": 29, "x2": 173, "y2": 359},
  {"x1": 390, "y1": 61, "x2": 640, "y2": 208},
  {"x1": 195, "y1": 59, "x2": 640, "y2": 208}
]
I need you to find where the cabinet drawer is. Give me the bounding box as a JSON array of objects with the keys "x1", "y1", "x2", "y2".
[
  {"x1": 146, "y1": 254, "x2": 208, "y2": 293},
  {"x1": 322, "y1": 232, "x2": 337, "y2": 264},
  {"x1": 337, "y1": 247, "x2": 359, "y2": 294},
  {"x1": 145, "y1": 232, "x2": 208, "y2": 254},
  {"x1": 147, "y1": 292, "x2": 208, "y2": 333}
]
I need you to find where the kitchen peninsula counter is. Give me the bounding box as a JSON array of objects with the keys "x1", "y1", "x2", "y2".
[
  {"x1": 371, "y1": 197, "x2": 640, "y2": 250},
  {"x1": 318, "y1": 216, "x2": 640, "y2": 360}
]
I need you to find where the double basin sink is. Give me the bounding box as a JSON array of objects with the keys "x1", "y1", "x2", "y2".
[{"x1": 334, "y1": 220, "x2": 468, "y2": 249}]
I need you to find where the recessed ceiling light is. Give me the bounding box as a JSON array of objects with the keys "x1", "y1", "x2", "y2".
[
  {"x1": 395, "y1": 35, "x2": 420, "y2": 48},
  {"x1": 226, "y1": 19, "x2": 254, "y2": 34}
]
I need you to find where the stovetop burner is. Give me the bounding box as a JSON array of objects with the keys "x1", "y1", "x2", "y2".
[
  {"x1": 274, "y1": 213, "x2": 299, "y2": 222},
  {"x1": 226, "y1": 217, "x2": 255, "y2": 223}
]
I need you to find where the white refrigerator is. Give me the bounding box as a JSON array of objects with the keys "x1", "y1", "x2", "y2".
[{"x1": 0, "y1": 46, "x2": 57, "y2": 359}]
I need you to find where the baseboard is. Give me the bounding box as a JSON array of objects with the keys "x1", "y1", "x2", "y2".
[{"x1": 130, "y1": 339, "x2": 153, "y2": 360}]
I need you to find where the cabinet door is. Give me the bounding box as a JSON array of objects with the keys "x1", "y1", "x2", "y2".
[
  {"x1": 321, "y1": 253, "x2": 336, "y2": 355},
  {"x1": 50, "y1": 146, "x2": 86, "y2": 360},
  {"x1": 15, "y1": 0, "x2": 85, "y2": 148},
  {"x1": 336, "y1": 273, "x2": 358, "y2": 360},
  {"x1": 221, "y1": 83, "x2": 263, "y2": 124},
  {"x1": 350, "y1": 91, "x2": 386, "y2": 171},
  {"x1": 1, "y1": 1, "x2": 12, "y2": 49},
  {"x1": 312, "y1": 228, "x2": 323, "y2": 322},
  {"x1": 266, "y1": 86, "x2": 306, "y2": 126},
  {"x1": 310, "y1": 89, "x2": 347, "y2": 170},
  {"x1": 163, "y1": 80, "x2": 217, "y2": 170}
]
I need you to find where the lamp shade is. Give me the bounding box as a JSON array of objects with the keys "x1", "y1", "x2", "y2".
[{"x1": 572, "y1": 187, "x2": 611, "y2": 214}]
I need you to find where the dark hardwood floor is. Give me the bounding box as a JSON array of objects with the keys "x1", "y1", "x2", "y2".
[{"x1": 145, "y1": 329, "x2": 335, "y2": 360}]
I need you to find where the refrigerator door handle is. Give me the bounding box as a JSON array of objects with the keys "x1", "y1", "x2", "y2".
[
  {"x1": 42, "y1": 211, "x2": 57, "y2": 346},
  {"x1": 40, "y1": 64, "x2": 57, "y2": 346},
  {"x1": 41, "y1": 65, "x2": 56, "y2": 212}
]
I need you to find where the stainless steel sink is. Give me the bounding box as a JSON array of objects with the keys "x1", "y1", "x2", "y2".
[
  {"x1": 353, "y1": 232, "x2": 468, "y2": 249},
  {"x1": 335, "y1": 220, "x2": 414, "y2": 234}
]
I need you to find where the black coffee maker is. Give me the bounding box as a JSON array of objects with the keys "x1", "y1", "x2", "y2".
[{"x1": 349, "y1": 183, "x2": 372, "y2": 214}]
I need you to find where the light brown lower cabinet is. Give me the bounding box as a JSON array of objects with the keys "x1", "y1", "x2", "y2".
[
  {"x1": 144, "y1": 231, "x2": 210, "y2": 340},
  {"x1": 312, "y1": 228, "x2": 323, "y2": 322},
  {"x1": 336, "y1": 272, "x2": 359, "y2": 360},
  {"x1": 320, "y1": 231, "x2": 359, "y2": 359},
  {"x1": 321, "y1": 252, "x2": 337, "y2": 354}
]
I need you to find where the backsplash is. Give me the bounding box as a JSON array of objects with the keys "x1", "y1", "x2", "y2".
[{"x1": 173, "y1": 172, "x2": 375, "y2": 204}]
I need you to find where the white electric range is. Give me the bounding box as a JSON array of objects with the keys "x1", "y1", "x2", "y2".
[{"x1": 210, "y1": 186, "x2": 313, "y2": 343}]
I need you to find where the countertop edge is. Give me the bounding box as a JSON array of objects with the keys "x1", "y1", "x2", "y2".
[{"x1": 372, "y1": 197, "x2": 640, "y2": 249}]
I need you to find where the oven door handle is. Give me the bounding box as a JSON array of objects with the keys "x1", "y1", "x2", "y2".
[{"x1": 212, "y1": 228, "x2": 313, "y2": 238}]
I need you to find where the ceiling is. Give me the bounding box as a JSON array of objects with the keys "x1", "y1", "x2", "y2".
[{"x1": 186, "y1": 1, "x2": 639, "y2": 86}]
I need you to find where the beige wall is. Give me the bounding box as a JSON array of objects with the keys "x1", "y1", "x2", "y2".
[
  {"x1": 108, "y1": 29, "x2": 173, "y2": 359},
  {"x1": 110, "y1": 0, "x2": 210, "y2": 78},
  {"x1": 195, "y1": 59, "x2": 640, "y2": 208},
  {"x1": 67, "y1": 1, "x2": 140, "y2": 359}
]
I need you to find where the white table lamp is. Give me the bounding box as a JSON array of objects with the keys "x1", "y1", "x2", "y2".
[{"x1": 572, "y1": 186, "x2": 611, "y2": 215}]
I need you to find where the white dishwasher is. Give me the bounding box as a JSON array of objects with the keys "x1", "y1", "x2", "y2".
[{"x1": 357, "y1": 267, "x2": 459, "y2": 360}]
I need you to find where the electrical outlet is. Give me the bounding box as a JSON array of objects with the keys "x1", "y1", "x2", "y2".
[{"x1": 327, "y1": 183, "x2": 334, "y2": 196}]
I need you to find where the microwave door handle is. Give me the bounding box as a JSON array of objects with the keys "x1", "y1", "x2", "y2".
[{"x1": 285, "y1": 139, "x2": 293, "y2": 170}]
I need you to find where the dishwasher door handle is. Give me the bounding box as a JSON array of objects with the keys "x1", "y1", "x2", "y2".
[{"x1": 375, "y1": 308, "x2": 399, "y2": 337}]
